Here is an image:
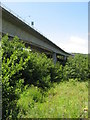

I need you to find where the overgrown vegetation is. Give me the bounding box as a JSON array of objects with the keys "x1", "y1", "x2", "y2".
[
  {"x1": 63, "y1": 54, "x2": 88, "y2": 81},
  {"x1": 1, "y1": 35, "x2": 88, "y2": 119},
  {"x1": 17, "y1": 80, "x2": 88, "y2": 118}
]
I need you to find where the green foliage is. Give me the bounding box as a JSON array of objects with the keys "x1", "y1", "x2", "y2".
[
  {"x1": 2, "y1": 34, "x2": 88, "y2": 119},
  {"x1": 17, "y1": 85, "x2": 44, "y2": 118},
  {"x1": 2, "y1": 35, "x2": 28, "y2": 119},
  {"x1": 2, "y1": 34, "x2": 63, "y2": 119},
  {"x1": 23, "y1": 52, "x2": 63, "y2": 89},
  {"x1": 17, "y1": 80, "x2": 88, "y2": 118},
  {"x1": 16, "y1": 47, "x2": 63, "y2": 89},
  {"x1": 63, "y1": 54, "x2": 88, "y2": 81}
]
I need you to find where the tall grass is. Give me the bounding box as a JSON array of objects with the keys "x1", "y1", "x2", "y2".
[{"x1": 17, "y1": 79, "x2": 88, "y2": 118}]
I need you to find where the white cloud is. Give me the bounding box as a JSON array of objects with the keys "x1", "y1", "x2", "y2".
[{"x1": 58, "y1": 36, "x2": 88, "y2": 54}]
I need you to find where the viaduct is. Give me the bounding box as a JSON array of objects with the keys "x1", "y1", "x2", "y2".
[{"x1": 0, "y1": 4, "x2": 72, "y2": 64}]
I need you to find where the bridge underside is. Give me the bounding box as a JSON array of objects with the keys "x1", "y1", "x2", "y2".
[
  {"x1": 1, "y1": 6, "x2": 71, "y2": 64},
  {"x1": 2, "y1": 32, "x2": 68, "y2": 64},
  {"x1": 2, "y1": 33, "x2": 67, "y2": 64},
  {"x1": 25, "y1": 41, "x2": 67, "y2": 64},
  {"x1": 26, "y1": 45, "x2": 68, "y2": 65}
]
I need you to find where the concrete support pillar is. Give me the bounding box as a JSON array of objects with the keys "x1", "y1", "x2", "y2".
[{"x1": 52, "y1": 52, "x2": 57, "y2": 64}]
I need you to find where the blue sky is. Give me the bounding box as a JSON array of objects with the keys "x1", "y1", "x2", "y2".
[{"x1": 2, "y1": 2, "x2": 88, "y2": 53}]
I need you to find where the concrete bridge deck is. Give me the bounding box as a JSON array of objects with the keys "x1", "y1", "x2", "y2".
[{"x1": 1, "y1": 4, "x2": 72, "y2": 63}]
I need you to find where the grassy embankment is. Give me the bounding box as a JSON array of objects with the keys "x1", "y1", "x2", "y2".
[{"x1": 18, "y1": 79, "x2": 88, "y2": 118}]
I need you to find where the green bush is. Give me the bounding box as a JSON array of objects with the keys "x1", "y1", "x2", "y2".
[
  {"x1": 2, "y1": 35, "x2": 28, "y2": 119},
  {"x1": 22, "y1": 52, "x2": 63, "y2": 89},
  {"x1": 63, "y1": 54, "x2": 88, "y2": 81},
  {"x1": 2, "y1": 34, "x2": 63, "y2": 119}
]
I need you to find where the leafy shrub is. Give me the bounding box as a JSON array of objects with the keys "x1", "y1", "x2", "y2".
[
  {"x1": 22, "y1": 52, "x2": 52, "y2": 89},
  {"x1": 2, "y1": 35, "x2": 28, "y2": 119},
  {"x1": 22, "y1": 52, "x2": 63, "y2": 89},
  {"x1": 63, "y1": 54, "x2": 88, "y2": 81},
  {"x1": 2, "y1": 34, "x2": 63, "y2": 119},
  {"x1": 50, "y1": 62, "x2": 63, "y2": 82}
]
